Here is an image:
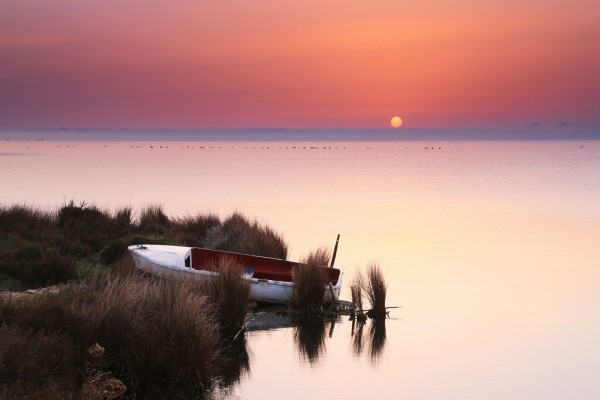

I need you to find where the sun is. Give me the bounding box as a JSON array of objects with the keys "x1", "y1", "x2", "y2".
[{"x1": 390, "y1": 116, "x2": 403, "y2": 128}]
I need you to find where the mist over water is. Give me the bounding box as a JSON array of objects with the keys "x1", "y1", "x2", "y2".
[{"x1": 1, "y1": 139, "x2": 599, "y2": 399}]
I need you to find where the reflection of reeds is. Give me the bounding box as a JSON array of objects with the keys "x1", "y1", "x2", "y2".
[
  {"x1": 215, "y1": 334, "x2": 250, "y2": 387},
  {"x1": 369, "y1": 319, "x2": 387, "y2": 361},
  {"x1": 290, "y1": 248, "x2": 330, "y2": 311},
  {"x1": 364, "y1": 263, "x2": 387, "y2": 319},
  {"x1": 352, "y1": 319, "x2": 365, "y2": 356},
  {"x1": 293, "y1": 315, "x2": 327, "y2": 365},
  {"x1": 351, "y1": 319, "x2": 387, "y2": 361}
]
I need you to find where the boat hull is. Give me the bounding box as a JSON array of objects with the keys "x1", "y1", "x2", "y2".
[{"x1": 128, "y1": 245, "x2": 342, "y2": 305}]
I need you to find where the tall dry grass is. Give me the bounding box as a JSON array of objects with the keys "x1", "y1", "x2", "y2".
[
  {"x1": 351, "y1": 263, "x2": 388, "y2": 320},
  {"x1": 90, "y1": 271, "x2": 221, "y2": 398},
  {"x1": 196, "y1": 256, "x2": 251, "y2": 335},
  {"x1": 290, "y1": 247, "x2": 330, "y2": 311},
  {"x1": 1, "y1": 255, "x2": 254, "y2": 398},
  {"x1": 351, "y1": 272, "x2": 364, "y2": 317},
  {"x1": 363, "y1": 263, "x2": 387, "y2": 319}
]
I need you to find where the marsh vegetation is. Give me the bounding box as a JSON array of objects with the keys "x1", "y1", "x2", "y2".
[
  {"x1": 0, "y1": 201, "x2": 389, "y2": 398},
  {"x1": 0, "y1": 254, "x2": 251, "y2": 399},
  {"x1": 0, "y1": 202, "x2": 287, "y2": 291},
  {"x1": 0, "y1": 202, "x2": 275, "y2": 398}
]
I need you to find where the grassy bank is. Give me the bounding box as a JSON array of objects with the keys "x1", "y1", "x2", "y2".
[
  {"x1": 0, "y1": 202, "x2": 287, "y2": 290},
  {"x1": 0, "y1": 202, "x2": 282, "y2": 398},
  {"x1": 0, "y1": 255, "x2": 251, "y2": 399}
]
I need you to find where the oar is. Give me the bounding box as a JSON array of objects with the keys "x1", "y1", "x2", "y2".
[{"x1": 330, "y1": 234, "x2": 340, "y2": 268}]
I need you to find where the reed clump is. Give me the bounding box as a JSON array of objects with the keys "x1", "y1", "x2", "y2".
[
  {"x1": 56, "y1": 201, "x2": 131, "y2": 258},
  {"x1": 363, "y1": 263, "x2": 387, "y2": 319},
  {"x1": 290, "y1": 247, "x2": 330, "y2": 311},
  {"x1": 351, "y1": 263, "x2": 388, "y2": 320},
  {"x1": 202, "y1": 212, "x2": 288, "y2": 259},
  {"x1": 196, "y1": 256, "x2": 251, "y2": 335},
  {"x1": 350, "y1": 272, "x2": 364, "y2": 319},
  {"x1": 90, "y1": 271, "x2": 221, "y2": 397},
  {"x1": 176, "y1": 212, "x2": 221, "y2": 245},
  {"x1": 138, "y1": 203, "x2": 172, "y2": 235}
]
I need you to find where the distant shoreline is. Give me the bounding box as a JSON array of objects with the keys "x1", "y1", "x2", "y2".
[{"x1": 2, "y1": 126, "x2": 599, "y2": 142}]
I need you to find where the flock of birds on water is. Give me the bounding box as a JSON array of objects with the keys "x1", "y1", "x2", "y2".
[{"x1": 17, "y1": 144, "x2": 449, "y2": 151}]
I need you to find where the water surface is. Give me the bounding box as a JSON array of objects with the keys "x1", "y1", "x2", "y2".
[{"x1": 1, "y1": 140, "x2": 599, "y2": 399}]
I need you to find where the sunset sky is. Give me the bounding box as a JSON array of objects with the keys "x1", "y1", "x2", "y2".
[{"x1": 1, "y1": 0, "x2": 599, "y2": 129}]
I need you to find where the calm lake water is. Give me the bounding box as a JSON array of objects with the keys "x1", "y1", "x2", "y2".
[{"x1": 1, "y1": 140, "x2": 599, "y2": 399}]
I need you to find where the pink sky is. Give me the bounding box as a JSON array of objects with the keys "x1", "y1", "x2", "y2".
[{"x1": 1, "y1": 0, "x2": 599, "y2": 129}]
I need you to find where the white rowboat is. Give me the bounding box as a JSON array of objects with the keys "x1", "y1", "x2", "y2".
[{"x1": 127, "y1": 244, "x2": 343, "y2": 304}]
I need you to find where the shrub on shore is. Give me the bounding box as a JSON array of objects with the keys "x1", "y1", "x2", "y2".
[
  {"x1": 0, "y1": 293, "x2": 90, "y2": 399},
  {"x1": 203, "y1": 212, "x2": 288, "y2": 259},
  {"x1": 176, "y1": 212, "x2": 221, "y2": 246},
  {"x1": 0, "y1": 242, "x2": 76, "y2": 285},
  {"x1": 139, "y1": 203, "x2": 172, "y2": 235},
  {"x1": 0, "y1": 204, "x2": 53, "y2": 239}
]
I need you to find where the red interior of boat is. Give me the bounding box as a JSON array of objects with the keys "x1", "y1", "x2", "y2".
[{"x1": 190, "y1": 248, "x2": 341, "y2": 284}]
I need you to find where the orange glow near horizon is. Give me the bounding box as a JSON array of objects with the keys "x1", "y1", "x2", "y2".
[{"x1": 0, "y1": 0, "x2": 599, "y2": 129}]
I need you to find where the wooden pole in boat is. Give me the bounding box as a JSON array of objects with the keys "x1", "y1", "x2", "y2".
[{"x1": 330, "y1": 234, "x2": 340, "y2": 268}]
